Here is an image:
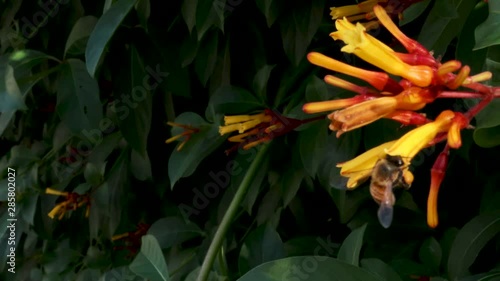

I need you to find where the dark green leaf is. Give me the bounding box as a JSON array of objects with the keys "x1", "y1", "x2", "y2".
[
  {"x1": 305, "y1": 75, "x2": 329, "y2": 102},
  {"x1": 474, "y1": 0, "x2": 500, "y2": 50},
  {"x1": 360, "y1": 258, "x2": 403, "y2": 281},
  {"x1": 253, "y1": 64, "x2": 275, "y2": 100},
  {"x1": 238, "y1": 224, "x2": 286, "y2": 275},
  {"x1": 147, "y1": 217, "x2": 204, "y2": 249},
  {"x1": 168, "y1": 112, "x2": 225, "y2": 188},
  {"x1": 135, "y1": 0, "x2": 150, "y2": 30},
  {"x1": 447, "y1": 211, "x2": 500, "y2": 280},
  {"x1": 458, "y1": 272, "x2": 500, "y2": 281},
  {"x1": 338, "y1": 223, "x2": 367, "y2": 267},
  {"x1": 237, "y1": 256, "x2": 382, "y2": 281},
  {"x1": 195, "y1": 30, "x2": 219, "y2": 86},
  {"x1": 65, "y1": 16, "x2": 98, "y2": 57},
  {"x1": 195, "y1": 0, "x2": 224, "y2": 41},
  {"x1": 56, "y1": 59, "x2": 103, "y2": 134},
  {"x1": 208, "y1": 36, "x2": 231, "y2": 95},
  {"x1": 280, "y1": 166, "x2": 304, "y2": 207},
  {"x1": 84, "y1": 162, "x2": 104, "y2": 186},
  {"x1": 0, "y1": 64, "x2": 25, "y2": 112},
  {"x1": 298, "y1": 120, "x2": 329, "y2": 178},
  {"x1": 255, "y1": 0, "x2": 285, "y2": 27},
  {"x1": 417, "y1": 0, "x2": 476, "y2": 57},
  {"x1": 85, "y1": 0, "x2": 138, "y2": 77},
  {"x1": 399, "y1": 0, "x2": 432, "y2": 26},
  {"x1": 76, "y1": 269, "x2": 101, "y2": 281},
  {"x1": 181, "y1": 0, "x2": 198, "y2": 33},
  {"x1": 419, "y1": 237, "x2": 442, "y2": 273},
  {"x1": 129, "y1": 235, "x2": 170, "y2": 281},
  {"x1": 205, "y1": 86, "x2": 264, "y2": 122},
  {"x1": 280, "y1": 0, "x2": 325, "y2": 65},
  {"x1": 456, "y1": 2, "x2": 488, "y2": 74},
  {"x1": 115, "y1": 46, "x2": 152, "y2": 157},
  {"x1": 130, "y1": 149, "x2": 152, "y2": 181}
]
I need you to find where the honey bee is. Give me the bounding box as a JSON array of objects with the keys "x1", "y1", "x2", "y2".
[{"x1": 370, "y1": 154, "x2": 411, "y2": 228}]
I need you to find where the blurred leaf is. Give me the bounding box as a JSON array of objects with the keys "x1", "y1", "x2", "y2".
[
  {"x1": 205, "y1": 86, "x2": 264, "y2": 121},
  {"x1": 417, "y1": 0, "x2": 476, "y2": 57},
  {"x1": 255, "y1": 0, "x2": 285, "y2": 27},
  {"x1": 280, "y1": 165, "x2": 304, "y2": 207},
  {"x1": 129, "y1": 235, "x2": 170, "y2": 281},
  {"x1": 237, "y1": 256, "x2": 382, "y2": 281},
  {"x1": 0, "y1": 64, "x2": 25, "y2": 112},
  {"x1": 480, "y1": 176, "x2": 500, "y2": 214},
  {"x1": 168, "y1": 112, "x2": 225, "y2": 188},
  {"x1": 85, "y1": 0, "x2": 138, "y2": 77},
  {"x1": 180, "y1": 32, "x2": 199, "y2": 67},
  {"x1": 115, "y1": 46, "x2": 152, "y2": 157},
  {"x1": 65, "y1": 16, "x2": 98, "y2": 57},
  {"x1": 305, "y1": 75, "x2": 329, "y2": 102},
  {"x1": 253, "y1": 64, "x2": 275, "y2": 101},
  {"x1": 280, "y1": 0, "x2": 325, "y2": 65},
  {"x1": 238, "y1": 224, "x2": 285, "y2": 275},
  {"x1": 208, "y1": 36, "x2": 231, "y2": 95},
  {"x1": 360, "y1": 258, "x2": 403, "y2": 281},
  {"x1": 447, "y1": 211, "x2": 500, "y2": 280},
  {"x1": 195, "y1": 30, "x2": 219, "y2": 86},
  {"x1": 181, "y1": 0, "x2": 198, "y2": 33},
  {"x1": 440, "y1": 227, "x2": 459, "y2": 274},
  {"x1": 390, "y1": 258, "x2": 435, "y2": 278},
  {"x1": 419, "y1": 237, "x2": 442, "y2": 273},
  {"x1": 84, "y1": 162, "x2": 104, "y2": 186},
  {"x1": 76, "y1": 268, "x2": 100, "y2": 281},
  {"x1": 474, "y1": 0, "x2": 500, "y2": 50},
  {"x1": 8, "y1": 145, "x2": 39, "y2": 167},
  {"x1": 456, "y1": 2, "x2": 488, "y2": 74},
  {"x1": 338, "y1": 223, "x2": 367, "y2": 267},
  {"x1": 195, "y1": 0, "x2": 224, "y2": 41},
  {"x1": 135, "y1": 0, "x2": 150, "y2": 30},
  {"x1": 130, "y1": 149, "x2": 152, "y2": 181},
  {"x1": 298, "y1": 120, "x2": 329, "y2": 178},
  {"x1": 399, "y1": 0, "x2": 432, "y2": 26},
  {"x1": 56, "y1": 59, "x2": 103, "y2": 134},
  {"x1": 458, "y1": 272, "x2": 500, "y2": 281},
  {"x1": 147, "y1": 217, "x2": 204, "y2": 249}
]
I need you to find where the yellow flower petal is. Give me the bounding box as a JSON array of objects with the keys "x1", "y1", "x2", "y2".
[
  {"x1": 224, "y1": 113, "x2": 267, "y2": 125},
  {"x1": 337, "y1": 140, "x2": 396, "y2": 175},
  {"x1": 332, "y1": 97, "x2": 398, "y2": 131},
  {"x1": 45, "y1": 188, "x2": 69, "y2": 197}
]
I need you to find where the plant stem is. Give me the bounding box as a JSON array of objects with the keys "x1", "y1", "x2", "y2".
[{"x1": 197, "y1": 143, "x2": 271, "y2": 281}]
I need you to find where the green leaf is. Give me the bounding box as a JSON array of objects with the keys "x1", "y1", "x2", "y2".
[
  {"x1": 280, "y1": 0, "x2": 325, "y2": 65},
  {"x1": 129, "y1": 235, "x2": 170, "y2": 281},
  {"x1": 195, "y1": 30, "x2": 219, "y2": 86},
  {"x1": 417, "y1": 0, "x2": 476, "y2": 57},
  {"x1": 255, "y1": 0, "x2": 285, "y2": 27},
  {"x1": 135, "y1": 0, "x2": 150, "y2": 30},
  {"x1": 56, "y1": 59, "x2": 103, "y2": 134},
  {"x1": 472, "y1": 55, "x2": 500, "y2": 147},
  {"x1": 115, "y1": 46, "x2": 152, "y2": 157},
  {"x1": 181, "y1": 0, "x2": 198, "y2": 33},
  {"x1": 447, "y1": 211, "x2": 500, "y2": 280},
  {"x1": 280, "y1": 165, "x2": 305, "y2": 207},
  {"x1": 474, "y1": 0, "x2": 500, "y2": 50},
  {"x1": 195, "y1": 0, "x2": 224, "y2": 41},
  {"x1": 458, "y1": 272, "x2": 500, "y2": 281},
  {"x1": 65, "y1": 16, "x2": 98, "y2": 58},
  {"x1": 147, "y1": 217, "x2": 204, "y2": 249},
  {"x1": 298, "y1": 120, "x2": 329, "y2": 178},
  {"x1": 338, "y1": 223, "x2": 367, "y2": 267},
  {"x1": 85, "y1": 0, "x2": 138, "y2": 77},
  {"x1": 0, "y1": 64, "x2": 25, "y2": 112},
  {"x1": 83, "y1": 162, "x2": 104, "y2": 186},
  {"x1": 205, "y1": 86, "x2": 264, "y2": 122},
  {"x1": 253, "y1": 64, "x2": 276, "y2": 100},
  {"x1": 305, "y1": 75, "x2": 329, "y2": 102},
  {"x1": 456, "y1": 2, "x2": 488, "y2": 74},
  {"x1": 130, "y1": 149, "x2": 152, "y2": 181},
  {"x1": 360, "y1": 258, "x2": 403, "y2": 281},
  {"x1": 419, "y1": 237, "x2": 442, "y2": 273},
  {"x1": 168, "y1": 112, "x2": 225, "y2": 188},
  {"x1": 237, "y1": 256, "x2": 382, "y2": 281},
  {"x1": 238, "y1": 224, "x2": 286, "y2": 275},
  {"x1": 399, "y1": 0, "x2": 432, "y2": 26}
]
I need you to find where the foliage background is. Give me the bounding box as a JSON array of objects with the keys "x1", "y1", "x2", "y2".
[{"x1": 1, "y1": 0, "x2": 500, "y2": 280}]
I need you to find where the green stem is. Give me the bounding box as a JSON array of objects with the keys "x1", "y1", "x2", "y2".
[{"x1": 197, "y1": 143, "x2": 271, "y2": 281}]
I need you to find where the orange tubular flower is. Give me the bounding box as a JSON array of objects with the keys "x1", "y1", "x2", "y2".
[
  {"x1": 45, "y1": 188, "x2": 90, "y2": 220},
  {"x1": 330, "y1": 17, "x2": 434, "y2": 87},
  {"x1": 428, "y1": 149, "x2": 449, "y2": 228},
  {"x1": 166, "y1": 122, "x2": 200, "y2": 151}
]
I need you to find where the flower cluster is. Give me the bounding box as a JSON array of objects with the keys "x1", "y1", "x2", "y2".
[
  {"x1": 218, "y1": 109, "x2": 324, "y2": 154},
  {"x1": 330, "y1": 0, "x2": 424, "y2": 30},
  {"x1": 45, "y1": 188, "x2": 91, "y2": 220},
  {"x1": 305, "y1": 5, "x2": 496, "y2": 228}
]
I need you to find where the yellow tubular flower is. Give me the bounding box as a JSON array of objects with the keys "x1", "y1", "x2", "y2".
[
  {"x1": 331, "y1": 18, "x2": 433, "y2": 87},
  {"x1": 45, "y1": 188, "x2": 69, "y2": 196},
  {"x1": 330, "y1": 0, "x2": 383, "y2": 19},
  {"x1": 337, "y1": 141, "x2": 397, "y2": 189},
  {"x1": 219, "y1": 113, "x2": 272, "y2": 135},
  {"x1": 386, "y1": 110, "x2": 456, "y2": 159}
]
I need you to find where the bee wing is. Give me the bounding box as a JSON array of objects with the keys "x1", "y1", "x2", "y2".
[{"x1": 377, "y1": 181, "x2": 395, "y2": 229}]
